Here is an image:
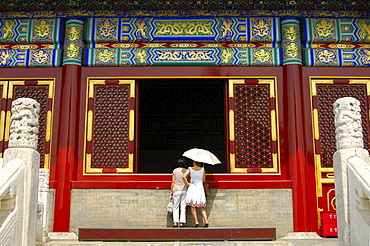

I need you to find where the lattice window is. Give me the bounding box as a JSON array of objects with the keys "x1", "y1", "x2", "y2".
[
  {"x1": 228, "y1": 79, "x2": 279, "y2": 173},
  {"x1": 85, "y1": 79, "x2": 135, "y2": 174},
  {"x1": 312, "y1": 79, "x2": 370, "y2": 204},
  {"x1": 316, "y1": 83, "x2": 369, "y2": 168},
  {"x1": 8, "y1": 80, "x2": 54, "y2": 169}
]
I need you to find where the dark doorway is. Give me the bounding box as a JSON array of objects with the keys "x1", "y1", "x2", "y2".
[{"x1": 138, "y1": 79, "x2": 226, "y2": 173}]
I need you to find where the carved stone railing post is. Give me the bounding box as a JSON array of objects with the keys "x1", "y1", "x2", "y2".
[
  {"x1": 333, "y1": 97, "x2": 363, "y2": 150},
  {"x1": 37, "y1": 169, "x2": 50, "y2": 243},
  {"x1": 333, "y1": 97, "x2": 369, "y2": 246},
  {"x1": 3, "y1": 98, "x2": 40, "y2": 246}
]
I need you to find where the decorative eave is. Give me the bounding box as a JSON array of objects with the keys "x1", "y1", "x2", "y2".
[{"x1": 1, "y1": 9, "x2": 370, "y2": 19}]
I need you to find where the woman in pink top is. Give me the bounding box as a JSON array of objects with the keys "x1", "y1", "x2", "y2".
[{"x1": 170, "y1": 157, "x2": 189, "y2": 227}]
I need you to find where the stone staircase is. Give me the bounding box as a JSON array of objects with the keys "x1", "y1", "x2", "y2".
[{"x1": 37, "y1": 232, "x2": 338, "y2": 246}]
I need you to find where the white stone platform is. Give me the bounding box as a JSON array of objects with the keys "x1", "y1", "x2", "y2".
[{"x1": 37, "y1": 232, "x2": 338, "y2": 246}]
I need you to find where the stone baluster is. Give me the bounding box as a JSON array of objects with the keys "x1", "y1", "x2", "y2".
[
  {"x1": 3, "y1": 98, "x2": 40, "y2": 246},
  {"x1": 333, "y1": 97, "x2": 367, "y2": 246}
]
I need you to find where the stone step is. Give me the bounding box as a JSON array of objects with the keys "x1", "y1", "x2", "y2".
[
  {"x1": 37, "y1": 232, "x2": 338, "y2": 246},
  {"x1": 38, "y1": 240, "x2": 338, "y2": 246},
  {"x1": 78, "y1": 227, "x2": 276, "y2": 241}
]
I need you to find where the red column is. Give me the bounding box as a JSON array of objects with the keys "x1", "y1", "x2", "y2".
[
  {"x1": 53, "y1": 64, "x2": 81, "y2": 232},
  {"x1": 283, "y1": 64, "x2": 318, "y2": 232}
]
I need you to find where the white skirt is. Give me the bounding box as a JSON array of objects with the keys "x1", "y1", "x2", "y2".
[{"x1": 185, "y1": 181, "x2": 206, "y2": 207}]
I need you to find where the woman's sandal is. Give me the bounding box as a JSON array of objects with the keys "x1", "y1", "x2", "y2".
[
  {"x1": 204, "y1": 223, "x2": 209, "y2": 228},
  {"x1": 172, "y1": 223, "x2": 178, "y2": 227},
  {"x1": 194, "y1": 223, "x2": 199, "y2": 227},
  {"x1": 179, "y1": 223, "x2": 185, "y2": 227}
]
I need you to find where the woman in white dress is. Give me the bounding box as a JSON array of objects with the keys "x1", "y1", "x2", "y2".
[{"x1": 182, "y1": 161, "x2": 209, "y2": 227}]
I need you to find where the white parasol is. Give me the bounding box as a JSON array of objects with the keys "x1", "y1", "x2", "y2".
[{"x1": 182, "y1": 148, "x2": 221, "y2": 165}]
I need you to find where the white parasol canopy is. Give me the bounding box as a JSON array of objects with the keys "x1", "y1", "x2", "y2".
[{"x1": 182, "y1": 148, "x2": 221, "y2": 165}]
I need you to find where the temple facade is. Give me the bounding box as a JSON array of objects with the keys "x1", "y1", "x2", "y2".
[{"x1": 1, "y1": 0, "x2": 370, "y2": 238}]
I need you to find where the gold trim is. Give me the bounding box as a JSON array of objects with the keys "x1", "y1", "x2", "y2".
[
  {"x1": 1, "y1": 82, "x2": 8, "y2": 99},
  {"x1": 0, "y1": 111, "x2": 5, "y2": 141},
  {"x1": 46, "y1": 111, "x2": 51, "y2": 142},
  {"x1": 4, "y1": 111, "x2": 11, "y2": 141},
  {"x1": 229, "y1": 110, "x2": 235, "y2": 141},
  {"x1": 311, "y1": 77, "x2": 370, "y2": 210},
  {"x1": 327, "y1": 189, "x2": 336, "y2": 211},
  {"x1": 313, "y1": 109, "x2": 319, "y2": 140},
  {"x1": 37, "y1": 80, "x2": 55, "y2": 98},
  {"x1": 272, "y1": 153, "x2": 278, "y2": 172},
  {"x1": 4, "y1": 79, "x2": 55, "y2": 171},
  {"x1": 318, "y1": 207, "x2": 323, "y2": 227},
  {"x1": 326, "y1": 172, "x2": 334, "y2": 179},
  {"x1": 229, "y1": 153, "x2": 235, "y2": 172},
  {"x1": 8, "y1": 80, "x2": 26, "y2": 99},
  {"x1": 87, "y1": 110, "x2": 93, "y2": 142},
  {"x1": 85, "y1": 154, "x2": 103, "y2": 174},
  {"x1": 311, "y1": 79, "x2": 334, "y2": 96},
  {"x1": 117, "y1": 80, "x2": 135, "y2": 97},
  {"x1": 116, "y1": 153, "x2": 134, "y2": 173},
  {"x1": 129, "y1": 109, "x2": 134, "y2": 141},
  {"x1": 89, "y1": 80, "x2": 105, "y2": 98},
  {"x1": 349, "y1": 79, "x2": 370, "y2": 96},
  {"x1": 229, "y1": 81, "x2": 234, "y2": 98},
  {"x1": 331, "y1": 198, "x2": 336, "y2": 211},
  {"x1": 228, "y1": 78, "x2": 280, "y2": 173},
  {"x1": 89, "y1": 76, "x2": 277, "y2": 80},
  {"x1": 321, "y1": 179, "x2": 334, "y2": 184},
  {"x1": 44, "y1": 153, "x2": 50, "y2": 169},
  {"x1": 258, "y1": 79, "x2": 275, "y2": 98},
  {"x1": 84, "y1": 79, "x2": 136, "y2": 175},
  {"x1": 228, "y1": 79, "x2": 245, "y2": 97},
  {"x1": 315, "y1": 154, "x2": 322, "y2": 197},
  {"x1": 271, "y1": 110, "x2": 276, "y2": 141},
  {"x1": 261, "y1": 168, "x2": 277, "y2": 173},
  {"x1": 320, "y1": 167, "x2": 334, "y2": 172}
]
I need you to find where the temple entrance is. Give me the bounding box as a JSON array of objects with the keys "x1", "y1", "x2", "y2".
[{"x1": 138, "y1": 79, "x2": 226, "y2": 173}]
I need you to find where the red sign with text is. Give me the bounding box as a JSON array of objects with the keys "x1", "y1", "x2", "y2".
[{"x1": 321, "y1": 212, "x2": 338, "y2": 237}]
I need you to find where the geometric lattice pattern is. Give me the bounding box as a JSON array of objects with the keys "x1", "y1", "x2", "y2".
[
  {"x1": 12, "y1": 84, "x2": 51, "y2": 169},
  {"x1": 316, "y1": 84, "x2": 369, "y2": 168},
  {"x1": 233, "y1": 83, "x2": 273, "y2": 169},
  {"x1": 91, "y1": 85, "x2": 130, "y2": 169}
]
